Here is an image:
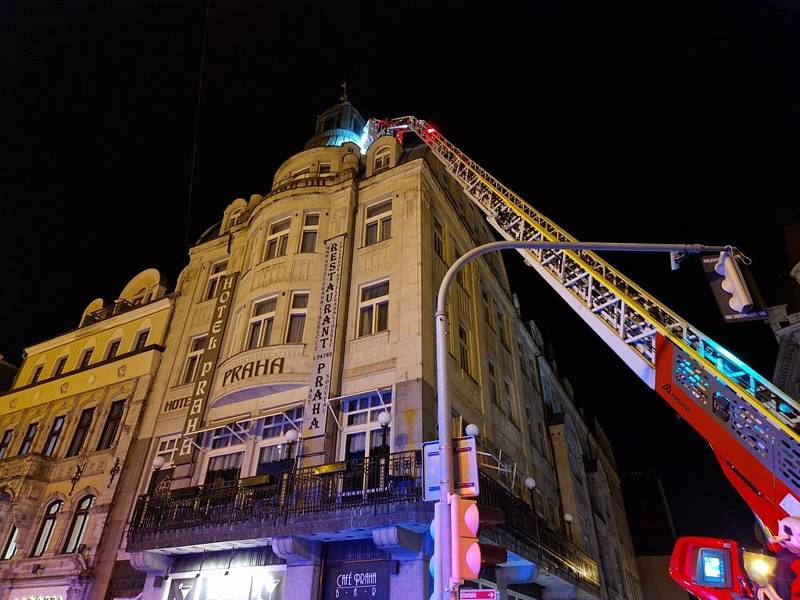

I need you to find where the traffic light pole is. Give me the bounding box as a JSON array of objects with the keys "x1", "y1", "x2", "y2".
[{"x1": 433, "y1": 239, "x2": 727, "y2": 600}]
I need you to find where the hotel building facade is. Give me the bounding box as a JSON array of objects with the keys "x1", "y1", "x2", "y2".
[
  {"x1": 0, "y1": 99, "x2": 641, "y2": 600},
  {"x1": 121, "y1": 100, "x2": 642, "y2": 600}
]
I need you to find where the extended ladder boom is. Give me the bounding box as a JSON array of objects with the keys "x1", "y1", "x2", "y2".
[{"x1": 369, "y1": 116, "x2": 800, "y2": 533}]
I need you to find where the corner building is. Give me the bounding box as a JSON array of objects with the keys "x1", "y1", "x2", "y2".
[
  {"x1": 0, "y1": 270, "x2": 174, "y2": 600},
  {"x1": 125, "y1": 100, "x2": 642, "y2": 600}
]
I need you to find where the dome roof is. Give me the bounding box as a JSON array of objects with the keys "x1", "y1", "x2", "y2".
[{"x1": 304, "y1": 95, "x2": 366, "y2": 151}]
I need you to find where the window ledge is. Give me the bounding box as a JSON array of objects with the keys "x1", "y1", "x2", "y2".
[{"x1": 358, "y1": 238, "x2": 393, "y2": 251}]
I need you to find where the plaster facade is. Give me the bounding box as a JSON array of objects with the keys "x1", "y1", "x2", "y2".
[{"x1": 0, "y1": 269, "x2": 174, "y2": 600}]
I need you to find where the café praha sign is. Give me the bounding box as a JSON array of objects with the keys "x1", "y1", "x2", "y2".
[
  {"x1": 302, "y1": 234, "x2": 346, "y2": 439},
  {"x1": 174, "y1": 272, "x2": 238, "y2": 464},
  {"x1": 324, "y1": 561, "x2": 391, "y2": 600}
]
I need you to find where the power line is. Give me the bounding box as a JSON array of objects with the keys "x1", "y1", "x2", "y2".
[{"x1": 184, "y1": 0, "x2": 212, "y2": 260}]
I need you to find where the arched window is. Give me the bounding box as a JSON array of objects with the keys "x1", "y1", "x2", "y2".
[
  {"x1": 31, "y1": 500, "x2": 62, "y2": 557},
  {"x1": 374, "y1": 147, "x2": 391, "y2": 171},
  {"x1": 63, "y1": 495, "x2": 94, "y2": 553}
]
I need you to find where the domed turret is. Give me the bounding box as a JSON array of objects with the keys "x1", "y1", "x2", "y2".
[{"x1": 304, "y1": 86, "x2": 366, "y2": 150}]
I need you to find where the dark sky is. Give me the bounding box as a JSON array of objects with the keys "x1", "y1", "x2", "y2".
[{"x1": 2, "y1": 0, "x2": 799, "y2": 547}]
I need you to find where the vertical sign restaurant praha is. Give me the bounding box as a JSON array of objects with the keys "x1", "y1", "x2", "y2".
[
  {"x1": 175, "y1": 272, "x2": 238, "y2": 464},
  {"x1": 302, "y1": 235, "x2": 345, "y2": 439}
]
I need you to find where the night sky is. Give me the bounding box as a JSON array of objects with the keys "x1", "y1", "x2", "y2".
[{"x1": 2, "y1": 0, "x2": 798, "y2": 548}]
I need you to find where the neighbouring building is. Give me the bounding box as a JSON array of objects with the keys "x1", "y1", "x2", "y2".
[
  {"x1": 0, "y1": 270, "x2": 174, "y2": 600},
  {"x1": 768, "y1": 215, "x2": 800, "y2": 401},
  {"x1": 118, "y1": 97, "x2": 642, "y2": 600},
  {"x1": 621, "y1": 472, "x2": 685, "y2": 600},
  {"x1": 0, "y1": 358, "x2": 17, "y2": 393}
]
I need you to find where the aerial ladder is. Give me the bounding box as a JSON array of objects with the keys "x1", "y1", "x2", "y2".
[{"x1": 368, "y1": 116, "x2": 800, "y2": 598}]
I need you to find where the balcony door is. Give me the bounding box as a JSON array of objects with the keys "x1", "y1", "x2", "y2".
[{"x1": 204, "y1": 452, "x2": 244, "y2": 487}]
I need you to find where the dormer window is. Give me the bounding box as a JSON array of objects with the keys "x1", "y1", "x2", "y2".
[
  {"x1": 228, "y1": 211, "x2": 242, "y2": 229},
  {"x1": 374, "y1": 147, "x2": 391, "y2": 171}
]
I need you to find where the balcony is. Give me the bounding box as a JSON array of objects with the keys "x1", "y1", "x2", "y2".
[
  {"x1": 127, "y1": 452, "x2": 600, "y2": 595},
  {"x1": 269, "y1": 173, "x2": 335, "y2": 197},
  {"x1": 81, "y1": 299, "x2": 138, "y2": 326},
  {"x1": 0, "y1": 452, "x2": 54, "y2": 483},
  {"x1": 478, "y1": 472, "x2": 601, "y2": 594},
  {"x1": 128, "y1": 451, "x2": 425, "y2": 547}
]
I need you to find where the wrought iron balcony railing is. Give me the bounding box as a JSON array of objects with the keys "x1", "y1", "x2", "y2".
[
  {"x1": 128, "y1": 450, "x2": 600, "y2": 594},
  {"x1": 478, "y1": 471, "x2": 601, "y2": 592},
  {"x1": 128, "y1": 450, "x2": 422, "y2": 543}
]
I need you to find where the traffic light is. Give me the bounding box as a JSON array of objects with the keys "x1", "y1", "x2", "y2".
[
  {"x1": 713, "y1": 251, "x2": 753, "y2": 314},
  {"x1": 449, "y1": 494, "x2": 508, "y2": 584},
  {"x1": 701, "y1": 251, "x2": 766, "y2": 323}
]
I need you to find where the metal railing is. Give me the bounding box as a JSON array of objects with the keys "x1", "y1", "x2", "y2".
[
  {"x1": 81, "y1": 299, "x2": 137, "y2": 326},
  {"x1": 128, "y1": 451, "x2": 423, "y2": 542},
  {"x1": 129, "y1": 451, "x2": 599, "y2": 593},
  {"x1": 478, "y1": 472, "x2": 601, "y2": 592}
]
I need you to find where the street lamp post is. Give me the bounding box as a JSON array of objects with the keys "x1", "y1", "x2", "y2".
[
  {"x1": 378, "y1": 410, "x2": 392, "y2": 491},
  {"x1": 148, "y1": 454, "x2": 167, "y2": 495},
  {"x1": 433, "y1": 239, "x2": 726, "y2": 600},
  {"x1": 564, "y1": 512, "x2": 574, "y2": 541},
  {"x1": 524, "y1": 477, "x2": 540, "y2": 543}
]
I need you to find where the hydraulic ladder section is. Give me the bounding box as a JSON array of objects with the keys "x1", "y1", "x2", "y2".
[{"x1": 368, "y1": 116, "x2": 800, "y2": 532}]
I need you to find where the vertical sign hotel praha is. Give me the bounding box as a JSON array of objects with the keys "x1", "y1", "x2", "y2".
[
  {"x1": 303, "y1": 235, "x2": 346, "y2": 438},
  {"x1": 175, "y1": 272, "x2": 238, "y2": 464}
]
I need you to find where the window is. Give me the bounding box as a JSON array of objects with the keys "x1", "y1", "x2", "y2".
[
  {"x1": 374, "y1": 147, "x2": 391, "y2": 171},
  {"x1": 207, "y1": 422, "x2": 250, "y2": 450},
  {"x1": 134, "y1": 330, "x2": 149, "y2": 351},
  {"x1": 482, "y1": 288, "x2": 494, "y2": 330},
  {"x1": 451, "y1": 237, "x2": 465, "y2": 286},
  {"x1": 517, "y1": 340, "x2": 529, "y2": 380},
  {"x1": 43, "y1": 416, "x2": 66, "y2": 457},
  {"x1": 0, "y1": 430, "x2": 12, "y2": 460},
  {"x1": 458, "y1": 325, "x2": 471, "y2": 373},
  {"x1": 52, "y1": 356, "x2": 68, "y2": 377},
  {"x1": 265, "y1": 219, "x2": 291, "y2": 260},
  {"x1": 433, "y1": 216, "x2": 445, "y2": 259},
  {"x1": 256, "y1": 407, "x2": 304, "y2": 475},
  {"x1": 358, "y1": 280, "x2": 389, "y2": 337},
  {"x1": 340, "y1": 389, "x2": 393, "y2": 462},
  {"x1": 155, "y1": 436, "x2": 179, "y2": 465},
  {"x1": 228, "y1": 210, "x2": 242, "y2": 228},
  {"x1": 205, "y1": 260, "x2": 228, "y2": 301},
  {"x1": 78, "y1": 348, "x2": 93, "y2": 369},
  {"x1": 1, "y1": 525, "x2": 18, "y2": 560},
  {"x1": 96, "y1": 400, "x2": 125, "y2": 450},
  {"x1": 504, "y1": 380, "x2": 518, "y2": 426},
  {"x1": 66, "y1": 408, "x2": 95, "y2": 457},
  {"x1": 204, "y1": 452, "x2": 244, "y2": 486},
  {"x1": 319, "y1": 162, "x2": 332, "y2": 174},
  {"x1": 286, "y1": 292, "x2": 309, "y2": 343},
  {"x1": 364, "y1": 200, "x2": 392, "y2": 246},
  {"x1": 299, "y1": 213, "x2": 319, "y2": 253},
  {"x1": 63, "y1": 495, "x2": 94, "y2": 553},
  {"x1": 247, "y1": 297, "x2": 277, "y2": 349},
  {"x1": 31, "y1": 500, "x2": 62, "y2": 557},
  {"x1": 182, "y1": 335, "x2": 207, "y2": 384},
  {"x1": 488, "y1": 362, "x2": 499, "y2": 407},
  {"x1": 106, "y1": 339, "x2": 121, "y2": 360},
  {"x1": 18, "y1": 423, "x2": 38, "y2": 456},
  {"x1": 30, "y1": 365, "x2": 43, "y2": 385},
  {"x1": 260, "y1": 407, "x2": 303, "y2": 440}
]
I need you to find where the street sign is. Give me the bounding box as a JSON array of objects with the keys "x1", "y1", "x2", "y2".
[
  {"x1": 459, "y1": 590, "x2": 498, "y2": 600},
  {"x1": 422, "y1": 436, "x2": 479, "y2": 501}
]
